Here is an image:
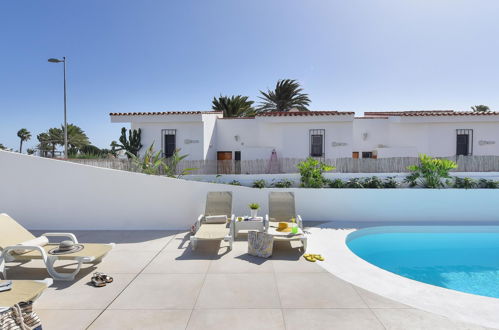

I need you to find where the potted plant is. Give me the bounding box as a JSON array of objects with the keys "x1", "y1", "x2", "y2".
[{"x1": 248, "y1": 203, "x2": 260, "y2": 218}]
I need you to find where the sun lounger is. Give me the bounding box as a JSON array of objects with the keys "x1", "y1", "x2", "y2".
[
  {"x1": 265, "y1": 192, "x2": 307, "y2": 251},
  {"x1": 190, "y1": 192, "x2": 234, "y2": 251},
  {"x1": 0, "y1": 213, "x2": 114, "y2": 281},
  {"x1": 0, "y1": 279, "x2": 52, "y2": 329}
]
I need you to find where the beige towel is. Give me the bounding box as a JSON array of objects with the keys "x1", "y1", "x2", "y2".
[{"x1": 13, "y1": 236, "x2": 49, "y2": 254}]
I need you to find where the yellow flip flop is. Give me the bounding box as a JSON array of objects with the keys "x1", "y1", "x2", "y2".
[
  {"x1": 303, "y1": 254, "x2": 316, "y2": 262},
  {"x1": 314, "y1": 254, "x2": 325, "y2": 261}
]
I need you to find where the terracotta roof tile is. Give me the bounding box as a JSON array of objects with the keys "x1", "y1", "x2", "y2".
[
  {"x1": 109, "y1": 111, "x2": 222, "y2": 116},
  {"x1": 364, "y1": 110, "x2": 499, "y2": 117},
  {"x1": 256, "y1": 111, "x2": 354, "y2": 117}
]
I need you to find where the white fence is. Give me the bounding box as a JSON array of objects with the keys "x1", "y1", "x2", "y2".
[
  {"x1": 1, "y1": 151, "x2": 499, "y2": 230},
  {"x1": 67, "y1": 155, "x2": 499, "y2": 174}
]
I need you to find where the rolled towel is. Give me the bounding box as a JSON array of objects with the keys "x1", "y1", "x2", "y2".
[{"x1": 13, "y1": 236, "x2": 49, "y2": 254}]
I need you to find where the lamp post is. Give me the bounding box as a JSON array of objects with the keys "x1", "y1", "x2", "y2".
[{"x1": 48, "y1": 57, "x2": 68, "y2": 158}]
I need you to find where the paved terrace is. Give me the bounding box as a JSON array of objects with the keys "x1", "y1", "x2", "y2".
[{"x1": 5, "y1": 227, "x2": 489, "y2": 330}]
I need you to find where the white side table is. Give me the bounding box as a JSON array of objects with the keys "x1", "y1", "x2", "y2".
[{"x1": 233, "y1": 217, "x2": 264, "y2": 238}]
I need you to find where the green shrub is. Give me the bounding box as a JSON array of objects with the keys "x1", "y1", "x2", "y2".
[
  {"x1": 297, "y1": 157, "x2": 335, "y2": 188},
  {"x1": 478, "y1": 178, "x2": 499, "y2": 189},
  {"x1": 248, "y1": 203, "x2": 260, "y2": 209},
  {"x1": 344, "y1": 178, "x2": 364, "y2": 188},
  {"x1": 228, "y1": 180, "x2": 241, "y2": 186},
  {"x1": 252, "y1": 179, "x2": 266, "y2": 188},
  {"x1": 327, "y1": 179, "x2": 345, "y2": 188},
  {"x1": 361, "y1": 176, "x2": 384, "y2": 189},
  {"x1": 383, "y1": 176, "x2": 399, "y2": 188},
  {"x1": 272, "y1": 178, "x2": 294, "y2": 188},
  {"x1": 453, "y1": 177, "x2": 477, "y2": 189},
  {"x1": 405, "y1": 154, "x2": 457, "y2": 188}
]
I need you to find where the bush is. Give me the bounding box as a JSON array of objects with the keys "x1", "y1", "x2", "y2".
[
  {"x1": 228, "y1": 180, "x2": 241, "y2": 186},
  {"x1": 361, "y1": 176, "x2": 384, "y2": 189},
  {"x1": 252, "y1": 179, "x2": 266, "y2": 188},
  {"x1": 383, "y1": 176, "x2": 399, "y2": 188},
  {"x1": 453, "y1": 177, "x2": 477, "y2": 189},
  {"x1": 327, "y1": 179, "x2": 345, "y2": 188},
  {"x1": 272, "y1": 178, "x2": 293, "y2": 188},
  {"x1": 478, "y1": 178, "x2": 499, "y2": 189},
  {"x1": 405, "y1": 154, "x2": 457, "y2": 188},
  {"x1": 297, "y1": 157, "x2": 335, "y2": 188},
  {"x1": 344, "y1": 178, "x2": 364, "y2": 188}
]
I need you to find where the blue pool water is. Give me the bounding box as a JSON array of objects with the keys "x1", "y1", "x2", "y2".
[{"x1": 346, "y1": 227, "x2": 499, "y2": 298}]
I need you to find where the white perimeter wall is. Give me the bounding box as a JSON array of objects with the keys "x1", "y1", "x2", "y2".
[{"x1": 1, "y1": 150, "x2": 499, "y2": 230}]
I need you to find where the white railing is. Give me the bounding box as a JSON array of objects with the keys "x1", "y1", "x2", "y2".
[{"x1": 65, "y1": 155, "x2": 499, "y2": 174}]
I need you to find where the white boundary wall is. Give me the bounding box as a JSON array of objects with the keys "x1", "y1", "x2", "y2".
[{"x1": 1, "y1": 150, "x2": 499, "y2": 230}]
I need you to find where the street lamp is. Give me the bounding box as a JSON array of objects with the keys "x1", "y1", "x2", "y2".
[{"x1": 48, "y1": 57, "x2": 68, "y2": 158}]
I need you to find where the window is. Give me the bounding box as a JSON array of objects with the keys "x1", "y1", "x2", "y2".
[
  {"x1": 352, "y1": 152, "x2": 359, "y2": 159},
  {"x1": 161, "y1": 129, "x2": 176, "y2": 157},
  {"x1": 309, "y1": 129, "x2": 325, "y2": 157},
  {"x1": 362, "y1": 152, "x2": 373, "y2": 159},
  {"x1": 456, "y1": 129, "x2": 473, "y2": 156}
]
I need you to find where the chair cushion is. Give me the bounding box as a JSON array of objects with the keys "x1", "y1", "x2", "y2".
[
  {"x1": 194, "y1": 223, "x2": 229, "y2": 240},
  {"x1": 205, "y1": 215, "x2": 227, "y2": 224}
]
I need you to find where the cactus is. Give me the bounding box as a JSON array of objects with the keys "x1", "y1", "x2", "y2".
[{"x1": 111, "y1": 127, "x2": 143, "y2": 158}]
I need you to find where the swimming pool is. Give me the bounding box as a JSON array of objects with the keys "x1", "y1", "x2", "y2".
[{"x1": 346, "y1": 226, "x2": 499, "y2": 299}]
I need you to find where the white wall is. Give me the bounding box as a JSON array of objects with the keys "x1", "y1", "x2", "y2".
[
  {"x1": 1, "y1": 151, "x2": 499, "y2": 231},
  {"x1": 354, "y1": 116, "x2": 499, "y2": 158},
  {"x1": 215, "y1": 117, "x2": 353, "y2": 160},
  {"x1": 131, "y1": 122, "x2": 205, "y2": 160}
]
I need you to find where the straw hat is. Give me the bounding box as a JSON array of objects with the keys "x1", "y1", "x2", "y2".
[
  {"x1": 48, "y1": 240, "x2": 84, "y2": 255},
  {"x1": 278, "y1": 222, "x2": 288, "y2": 230}
]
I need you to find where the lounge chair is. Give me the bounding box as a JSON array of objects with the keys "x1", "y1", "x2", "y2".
[
  {"x1": 0, "y1": 278, "x2": 52, "y2": 312},
  {"x1": 190, "y1": 192, "x2": 234, "y2": 251},
  {"x1": 0, "y1": 213, "x2": 114, "y2": 281},
  {"x1": 265, "y1": 192, "x2": 307, "y2": 251}
]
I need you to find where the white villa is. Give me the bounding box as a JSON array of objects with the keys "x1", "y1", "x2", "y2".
[{"x1": 110, "y1": 110, "x2": 499, "y2": 161}]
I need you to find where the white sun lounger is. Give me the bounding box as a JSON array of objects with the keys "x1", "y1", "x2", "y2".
[
  {"x1": 265, "y1": 192, "x2": 307, "y2": 251},
  {"x1": 0, "y1": 213, "x2": 114, "y2": 281},
  {"x1": 190, "y1": 192, "x2": 234, "y2": 251}
]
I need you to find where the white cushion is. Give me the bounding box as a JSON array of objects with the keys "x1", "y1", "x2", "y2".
[
  {"x1": 205, "y1": 215, "x2": 227, "y2": 224},
  {"x1": 13, "y1": 236, "x2": 49, "y2": 254}
]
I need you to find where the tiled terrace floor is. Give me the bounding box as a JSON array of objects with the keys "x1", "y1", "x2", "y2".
[{"x1": 5, "y1": 229, "x2": 490, "y2": 330}]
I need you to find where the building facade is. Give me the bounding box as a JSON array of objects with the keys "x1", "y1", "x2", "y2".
[{"x1": 110, "y1": 110, "x2": 499, "y2": 161}]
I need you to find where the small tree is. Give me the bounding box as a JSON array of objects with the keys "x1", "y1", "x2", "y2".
[
  {"x1": 405, "y1": 154, "x2": 457, "y2": 188},
  {"x1": 471, "y1": 105, "x2": 490, "y2": 112},
  {"x1": 128, "y1": 144, "x2": 195, "y2": 177},
  {"x1": 111, "y1": 127, "x2": 142, "y2": 158},
  {"x1": 297, "y1": 157, "x2": 334, "y2": 188},
  {"x1": 17, "y1": 128, "x2": 31, "y2": 154},
  {"x1": 0, "y1": 143, "x2": 5, "y2": 150}
]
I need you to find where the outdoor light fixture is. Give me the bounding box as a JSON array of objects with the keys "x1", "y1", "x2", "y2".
[{"x1": 48, "y1": 57, "x2": 68, "y2": 158}]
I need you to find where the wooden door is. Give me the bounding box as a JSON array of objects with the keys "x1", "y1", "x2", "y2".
[
  {"x1": 352, "y1": 152, "x2": 359, "y2": 159},
  {"x1": 217, "y1": 151, "x2": 232, "y2": 174}
]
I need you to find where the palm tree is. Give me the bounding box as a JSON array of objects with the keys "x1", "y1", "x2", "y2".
[
  {"x1": 37, "y1": 128, "x2": 63, "y2": 157},
  {"x1": 258, "y1": 79, "x2": 310, "y2": 112},
  {"x1": 471, "y1": 105, "x2": 490, "y2": 112},
  {"x1": 17, "y1": 128, "x2": 31, "y2": 154},
  {"x1": 64, "y1": 124, "x2": 90, "y2": 149},
  {"x1": 212, "y1": 95, "x2": 255, "y2": 117}
]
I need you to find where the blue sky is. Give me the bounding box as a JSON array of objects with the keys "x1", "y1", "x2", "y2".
[{"x1": 1, "y1": 0, "x2": 499, "y2": 150}]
